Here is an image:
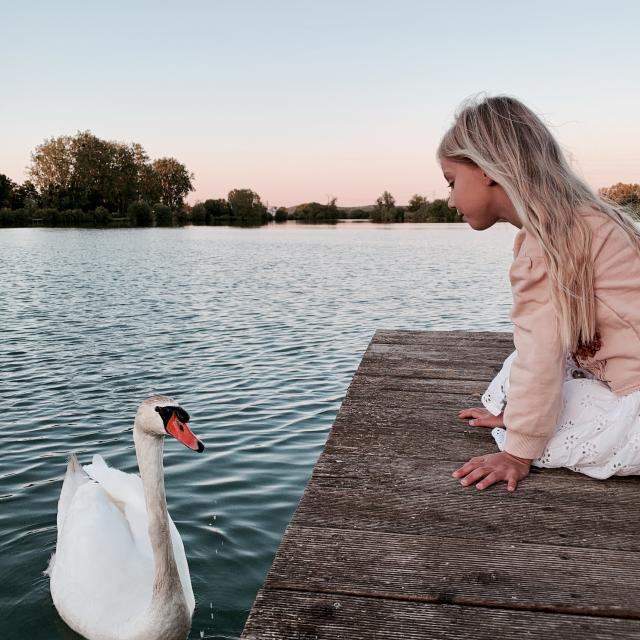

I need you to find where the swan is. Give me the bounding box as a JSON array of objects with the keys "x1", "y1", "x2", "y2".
[{"x1": 46, "y1": 395, "x2": 205, "y2": 640}]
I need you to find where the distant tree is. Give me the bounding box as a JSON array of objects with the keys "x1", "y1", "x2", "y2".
[
  {"x1": 133, "y1": 144, "x2": 162, "y2": 205},
  {"x1": 407, "y1": 194, "x2": 427, "y2": 212},
  {"x1": 27, "y1": 132, "x2": 194, "y2": 215},
  {"x1": 204, "y1": 198, "x2": 231, "y2": 224},
  {"x1": 152, "y1": 158, "x2": 194, "y2": 209},
  {"x1": 599, "y1": 183, "x2": 640, "y2": 208},
  {"x1": 69, "y1": 131, "x2": 114, "y2": 210},
  {"x1": 11, "y1": 180, "x2": 39, "y2": 209},
  {"x1": 0, "y1": 174, "x2": 15, "y2": 208},
  {"x1": 372, "y1": 190, "x2": 399, "y2": 223},
  {"x1": 274, "y1": 206, "x2": 288, "y2": 222},
  {"x1": 108, "y1": 142, "x2": 139, "y2": 212},
  {"x1": 136, "y1": 164, "x2": 159, "y2": 204},
  {"x1": 429, "y1": 198, "x2": 456, "y2": 222},
  {"x1": 227, "y1": 188, "x2": 268, "y2": 224},
  {"x1": 403, "y1": 198, "x2": 457, "y2": 223},
  {"x1": 291, "y1": 198, "x2": 339, "y2": 223},
  {"x1": 28, "y1": 135, "x2": 75, "y2": 208}
]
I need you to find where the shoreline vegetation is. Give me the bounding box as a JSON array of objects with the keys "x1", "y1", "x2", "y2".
[{"x1": 2, "y1": 131, "x2": 639, "y2": 229}]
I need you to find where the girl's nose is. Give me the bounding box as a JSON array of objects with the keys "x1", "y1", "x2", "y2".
[{"x1": 448, "y1": 193, "x2": 456, "y2": 208}]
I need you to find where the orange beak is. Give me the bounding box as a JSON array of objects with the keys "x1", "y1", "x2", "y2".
[{"x1": 166, "y1": 413, "x2": 204, "y2": 452}]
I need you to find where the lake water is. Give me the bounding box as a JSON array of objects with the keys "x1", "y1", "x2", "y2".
[{"x1": 0, "y1": 222, "x2": 517, "y2": 639}]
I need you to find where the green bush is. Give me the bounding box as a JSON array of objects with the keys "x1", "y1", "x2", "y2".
[
  {"x1": 0, "y1": 207, "x2": 15, "y2": 226},
  {"x1": 274, "y1": 207, "x2": 288, "y2": 222},
  {"x1": 154, "y1": 203, "x2": 173, "y2": 226},
  {"x1": 175, "y1": 207, "x2": 189, "y2": 226},
  {"x1": 128, "y1": 201, "x2": 153, "y2": 226},
  {"x1": 94, "y1": 206, "x2": 110, "y2": 226},
  {"x1": 190, "y1": 203, "x2": 206, "y2": 225},
  {"x1": 293, "y1": 201, "x2": 339, "y2": 223},
  {"x1": 404, "y1": 199, "x2": 458, "y2": 223},
  {"x1": 204, "y1": 198, "x2": 231, "y2": 224},
  {"x1": 347, "y1": 208, "x2": 370, "y2": 219}
]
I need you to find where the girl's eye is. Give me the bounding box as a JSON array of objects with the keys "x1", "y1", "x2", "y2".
[{"x1": 447, "y1": 182, "x2": 454, "y2": 189}]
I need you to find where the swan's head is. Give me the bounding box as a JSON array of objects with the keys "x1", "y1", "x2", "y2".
[{"x1": 135, "y1": 395, "x2": 205, "y2": 452}]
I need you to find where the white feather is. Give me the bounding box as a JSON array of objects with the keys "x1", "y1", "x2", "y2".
[{"x1": 47, "y1": 397, "x2": 198, "y2": 640}]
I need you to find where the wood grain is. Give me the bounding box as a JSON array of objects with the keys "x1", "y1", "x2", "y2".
[
  {"x1": 241, "y1": 330, "x2": 640, "y2": 639},
  {"x1": 243, "y1": 590, "x2": 640, "y2": 639}
]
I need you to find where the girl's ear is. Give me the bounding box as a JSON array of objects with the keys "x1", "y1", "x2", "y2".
[{"x1": 482, "y1": 172, "x2": 497, "y2": 187}]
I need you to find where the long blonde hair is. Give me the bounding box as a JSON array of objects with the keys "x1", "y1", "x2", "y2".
[{"x1": 437, "y1": 94, "x2": 640, "y2": 354}]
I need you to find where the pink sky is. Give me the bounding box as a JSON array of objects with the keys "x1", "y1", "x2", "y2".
[{"x1": 2, "y1": 2, "x2": 637, "y2": 208}]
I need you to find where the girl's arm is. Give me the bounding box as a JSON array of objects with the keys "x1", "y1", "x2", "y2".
[
  {"x1": 454, "y1": 234, "x2": 565, "y2": 491},
  {"x1": 501, "y1": 237, "x2": 566, "y2": 460}
]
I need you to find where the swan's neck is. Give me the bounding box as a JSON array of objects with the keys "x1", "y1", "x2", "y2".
[{"x1": 134, "y1": 429, "x2": 183, "y2": 602}]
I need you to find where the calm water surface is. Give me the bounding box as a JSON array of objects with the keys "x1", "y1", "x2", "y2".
[{"x1": 0, "y1": 222, "x2": 517, "y2": 639}]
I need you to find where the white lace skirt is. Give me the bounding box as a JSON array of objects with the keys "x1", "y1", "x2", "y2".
[{"x1": 482, "y1": 350, "x2": 640, "y2": 479}]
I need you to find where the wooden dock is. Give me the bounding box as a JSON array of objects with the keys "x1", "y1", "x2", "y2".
[{"x1": 241, "y1": 330, "x2": 640, "y2": 639}]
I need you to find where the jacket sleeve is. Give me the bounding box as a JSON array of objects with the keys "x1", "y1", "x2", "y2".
[{"x1": 503, "y1": 243, "x2": 567, "y2": 460}]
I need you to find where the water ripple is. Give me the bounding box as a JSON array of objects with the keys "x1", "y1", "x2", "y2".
[{"x1": 0, "y1": 222, "x2": 516, "y2": 639}]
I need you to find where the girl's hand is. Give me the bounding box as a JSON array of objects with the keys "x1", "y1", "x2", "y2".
[
  {"x1": 452, "y1": 451, "x2": 531, "y2": 492},
  {"x1": 458, "y1": 407, "x2": 505, "y2": 428}
]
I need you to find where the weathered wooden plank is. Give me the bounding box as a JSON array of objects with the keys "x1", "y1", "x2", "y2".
[
  {"x1": 349, "y1": 376, "x2": 491, "y2": 395},
  {"x1": 292, "y1": 455, "x2": 640, "y2": 552},
  {"x1": 325, "y1": 412, "x2": 507, "y2": 461},
  {"x1": 346, "y1": 376, "x2": 493, "y2": 398},
  {"x1": 343, "y1": 377, "x2": 490, "y2": 404},
  {"x1": 358, "y1": 341, "x2": 514, "y2": 380},
  {"x1": 241, "y1": 330, "x2": 640, "y2": 639},
  {"x1": 372, "y1": 329, "x2": 514, "y2": 347},
  {"x1": 241, "y1": 590, "x2": 640, "y2": 640},
  {"x1": 365, "y1": 341, "x2": 513, "y2": 360},
  {"x1": 357, "y1": 359, "x2": 505, "y2": 382},
  {"x1": 365, "y1": 342, "x2": 513, "y2": 359},
  {"x1": 264, "y1": 526, "x2": 640, "y2": 619}
]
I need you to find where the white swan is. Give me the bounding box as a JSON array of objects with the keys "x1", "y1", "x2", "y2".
[{"x1": 46, "y1": 395, "x2": 205, "y2": 640}]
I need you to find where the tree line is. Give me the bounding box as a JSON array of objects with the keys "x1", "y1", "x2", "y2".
[
  {"x1": 1, "y1": 131, "x2": 638, "y2": 228},
  {"x1": 366, "y1": 191, "x2": 456, "y2": 223},
  {"x1": 0, "y1": 130, "x2": 196, "y2": 227}
]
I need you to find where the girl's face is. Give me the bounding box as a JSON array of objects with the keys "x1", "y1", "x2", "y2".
[{"x1": 440, "y1": 158, "x2": 502, "y2": 230}]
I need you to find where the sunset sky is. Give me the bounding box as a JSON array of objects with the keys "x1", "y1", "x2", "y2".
[{"x1": 2, "y1": 0, "x2": 638, "y2": 207}]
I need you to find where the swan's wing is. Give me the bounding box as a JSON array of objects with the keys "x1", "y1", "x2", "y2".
[
  {"x1": 170, "y1": 519, "x2": 195, "y2": 612},
  {"x1": 57, "y1": 453, "x2": 91, "y2": 534},
  {"x1": 84, "y1": 453, "x2": 145, "y2": 509},
  {"x1": 46, "y1": 454, "x2": 92, "y2": 578},
  {"x1": 118, "y1": 503, "x2": 194, "y2": 612},
  {"x1": 49, "y1": 479, "x2": 153, "y2": 637},
  {"x1": 85, "y1": 453, "x2": 195, "y2": 612}
]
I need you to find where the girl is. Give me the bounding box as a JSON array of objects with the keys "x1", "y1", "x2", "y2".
[{"x1": 437, "y1": 94, "x2": 640, "y2": 492}]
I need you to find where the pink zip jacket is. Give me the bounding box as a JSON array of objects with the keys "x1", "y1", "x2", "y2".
[{"x1": 503, "y1": 208, "x2": 640, "y2": 459}]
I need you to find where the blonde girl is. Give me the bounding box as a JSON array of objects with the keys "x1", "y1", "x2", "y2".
[{"x1": 437, "y1": 94, "x2": 640, "y2": 492}]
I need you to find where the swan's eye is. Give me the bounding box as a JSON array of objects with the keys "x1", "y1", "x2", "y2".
[
  {"x1": 154, "y1": 405, "x2": 173, "y2": 428},
  {"x1": 175, "y1": 407, "x2": 190, "y2": 423}
]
